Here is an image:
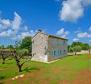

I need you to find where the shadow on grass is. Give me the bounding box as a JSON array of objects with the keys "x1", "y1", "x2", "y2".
[
  {"x1": 0, "y1": 76, "x2": 5, "y2": 80},
  {"x1": 23, "y1": 67, "x2": 40, "y2": 72}
]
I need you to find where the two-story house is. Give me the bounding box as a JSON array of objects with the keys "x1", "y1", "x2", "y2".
[{"x1": 32, "y1": 30, "x2": 68, "y2": 63}]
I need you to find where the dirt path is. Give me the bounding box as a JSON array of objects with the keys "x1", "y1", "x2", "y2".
[
  {"x1": 3, "y1": 69, "x2": 91, "y2": 84},
  {"x1": 72, "y1": 70, "x2": 91, "y2": 84}
]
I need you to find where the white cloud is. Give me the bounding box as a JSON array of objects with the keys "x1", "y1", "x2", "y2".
[
  {"x1": 0, "y1": 29, "x2": 16, "y2": 38},
  {"x1": 77, "y1": 32, "x2": 91, "y2": 38},
  {"x1": 0, "y1": 12, "x2": 22, "y2": 32},
  {"x1": 0, "y1": 19, "x2": 11, "y2": 31},
  {"x1": 0, "y1": 12, "x2": 21, "y2": 38},
  {"x1": 0, "y1": 31, "x2": 8, "y2": 37},
  {"x1": 56, "y1": 28, "x2": 64, "y2": 35},
  {"x1": 56, "y1": 28, "x2": 69, "y2": 38},
  {"x1": 59, "y1": 0, "x2": 91, "y2": 22},
  {"x1": 60, "y1": 0, "x2": 83, "y2": 21},
  {"x1": 12, "y1": 12, "x2": 22, "y2": 31},
  {"x1": 0, "y1": 19, "x2": 11, "y2": 29},
  {"x1": 15, "y1": 30, "x2": 35, "y2": 40},
  {"x1": 0, "y1": 12, "x2": 35, "y2": 40},
  {"x1": 73, "y1": 38, "x2": 79, "y2": 42},
  {"x1": 18, "y1": 32, "x2": 31, "y2": 39}
]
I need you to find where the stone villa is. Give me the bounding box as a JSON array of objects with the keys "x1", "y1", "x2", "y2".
[{"x1": 31, "y1": 30, "x2": 68, "y2": 63}]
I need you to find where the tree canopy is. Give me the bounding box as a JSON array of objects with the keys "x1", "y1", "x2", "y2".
[
  {"x1": 71, "y1": 42, "x2": 89, "y2": 50},
  {"x1": 68, "y1": 42, "x2": 90, "y2": 54},
  {"x1": 0, "y1": 45, "x2": 4, "y2": 49},
  {"x1": 7, "y1": 45, "x2": 14, "y2": 49},
  {"x1": 19, "y1": 36, "x2": 32, "y2": 53}
]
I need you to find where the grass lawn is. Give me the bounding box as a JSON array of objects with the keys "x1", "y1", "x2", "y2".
[{"x1": 0, "y1": 54, "x2": 91, "y2": 84}]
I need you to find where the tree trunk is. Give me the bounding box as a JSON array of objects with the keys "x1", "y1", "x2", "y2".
[
  {"x1": 2, "y1": 58, "x2": 5, "y2": 64},
  {"x1": 18, "y1": 65, "x2": 22, "y2": 72},
  {"x1": 75, "y1": 52, "x2": 76, "y2": 55}
]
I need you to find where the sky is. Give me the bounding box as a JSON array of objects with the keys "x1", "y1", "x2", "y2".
[{"x1": 0, "y1": 0, "x2": 91, "y2": 46}]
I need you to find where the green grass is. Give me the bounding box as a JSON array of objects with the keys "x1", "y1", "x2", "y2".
[{"x1": 0, "y1": 54, "x2": 90, "y2": 84}]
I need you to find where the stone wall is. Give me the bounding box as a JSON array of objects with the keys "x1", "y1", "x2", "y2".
[
  {"x1": 32, "y1": 32, "x2": 48, "y2": 62},
  {"x1": 47, "y1": 36, "x2": 67, "y2": 61},
  {"x1": 32, "y1": 32, "x2": 68, "y2": 62}
]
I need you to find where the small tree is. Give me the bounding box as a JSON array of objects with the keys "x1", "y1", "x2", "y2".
[
  {"x1": 13, "y1": 37, "x2": 32, "y2": 72},
  {"x1": 0, "y1": 45, "x2": 6, "y2": 64},
  {"x1": 73, "y1": 46, "x2": 82, "y2": 55},
  {"x1": 68, "y1": 46, "x2": 74, "y2": 53},
  {"x1": 2, "y1": 54, "x2": 7, "y2": 64},
  {"x1": 0, "y1": 49, "x2": 10, "y2": 64},
  {"x1": 12, "y1": 49, "x2": 32, "y2": 72}
]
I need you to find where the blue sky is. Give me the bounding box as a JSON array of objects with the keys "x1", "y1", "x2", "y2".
[{"x1": 0, "y1": 0, "x2": 91, "y2": 46}]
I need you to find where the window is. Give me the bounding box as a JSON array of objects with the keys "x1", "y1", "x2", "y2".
[
  {"x1": 54, "y1": 50, "x2": 56, "y2": 56},
  {"x1": 60, "y1": 50, "x2": 61, "y2": 55}
]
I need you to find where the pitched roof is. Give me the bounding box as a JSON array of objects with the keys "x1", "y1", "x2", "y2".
[
  {"x1": 48, "y1": 34, "x2": 68, "y2": 40},
  {"x1": 32, "y1": 31, "x2": 68, "y2": 41}
]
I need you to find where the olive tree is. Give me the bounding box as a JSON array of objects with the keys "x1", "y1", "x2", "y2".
[
  {"x1": 12, "y1": 49, "x2": 32, "y2": 72},
  {"x1": 0, "y1": 45, "x2": 7, "y2": 64},
  {"x1": 13, "y1": 36, "x2": 32, "y2": 72},
  {"x1": 73, "y1": 46, "x2": 82, "y2": 55},
  {"x1": 0, "y1": 49, "x2": 12, "y2": 64}
]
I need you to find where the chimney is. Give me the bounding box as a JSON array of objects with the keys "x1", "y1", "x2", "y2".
[{"x1": 37, "y1": 29, "x2": 42, "y2": 32}]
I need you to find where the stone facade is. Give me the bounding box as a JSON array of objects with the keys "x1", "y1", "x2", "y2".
[
  {"x1": 32, "y1": 32, "x2": 48, "y2": 62},
  {"x1": 32, "y1": 31, "x2": 68, "y2": 63},
  {"x1": 47, "y1": 36, "x2": 67, "y2": 61}
]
